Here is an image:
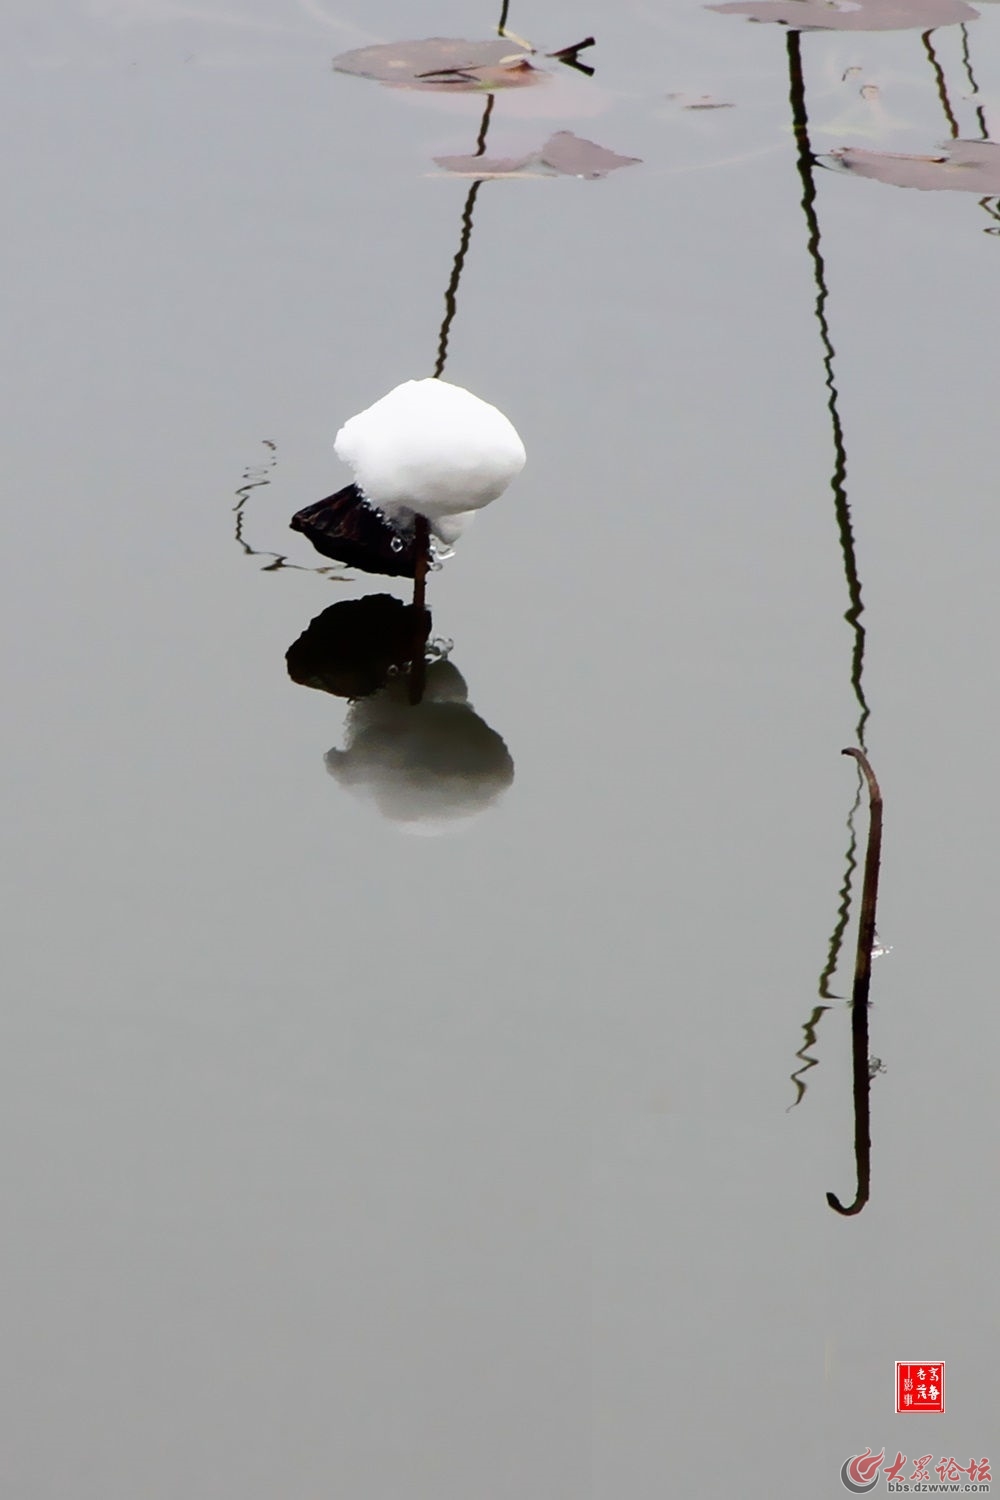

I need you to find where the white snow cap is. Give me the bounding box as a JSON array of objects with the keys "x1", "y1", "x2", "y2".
[{"x1": 334, "y1": 378, "x2": 526, "y2": 542}]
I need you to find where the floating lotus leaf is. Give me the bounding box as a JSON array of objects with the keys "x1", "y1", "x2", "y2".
[
  {"x1": 333, "y1": 37, "x2": 542, "y2": 91},
  {"x1": 830, "y1": 139, "x2": 1000, "y2": 190},
  {"x1": 665, "y1": 93, "x2": 735, "y2": 109},
  {"x1": 709, "y1": 0, "x2": 977, "y2": 29},
  {"x1": 538, "y1": 130, "x2": 641, "y2": 177},
  {"x1": 434, "y1": 131, "x2": 640, "y2": 180},
  {"x1": 434, "y1": 151, "x2": 537, "y2": 176}
]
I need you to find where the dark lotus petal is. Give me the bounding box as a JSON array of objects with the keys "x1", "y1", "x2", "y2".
[
  {"x1": 286, "y1": 594, "x2": 427, "y2": 699},
  {"x1": 290, "y1": 483, "x2": 418, "y2": 578}
]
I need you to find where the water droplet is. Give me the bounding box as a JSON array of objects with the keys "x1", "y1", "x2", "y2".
[{"x1": 425, "y1": 636, "x2": 454, "y2": 664}]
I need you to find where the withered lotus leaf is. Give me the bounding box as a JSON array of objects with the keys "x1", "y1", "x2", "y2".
[
  {"x1": 333, "y1": 38, "x2": 542, "y2": 91},
  {"x1": 830, "y1": 139, "x2": 1000, "y2": 191},
  {"x1": 709, "y1": 0, "x2": 977, "y2": 30},
  {"x1": 434, "y1": 131, "x2": 640, "y2": 180}
]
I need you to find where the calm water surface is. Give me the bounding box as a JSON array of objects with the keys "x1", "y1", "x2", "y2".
[{"x1": 3, "y1": 1, "x2": 998, "y2": 1495}]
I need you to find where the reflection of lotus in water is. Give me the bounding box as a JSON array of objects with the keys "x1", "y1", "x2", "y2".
[
  {"x1": 286, "y1": 594, "x2": 423, "y2": 699},
  {"x1": 286, "y1": 595, "x2": 513, "y2": 831},
  {"x1": 327, "y1": 660, "x2": 513, "y2": 831}
]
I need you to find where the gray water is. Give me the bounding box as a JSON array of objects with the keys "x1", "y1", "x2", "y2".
[{"x1": 3, "y1": 2, "x2": 998, "y2": 1496}]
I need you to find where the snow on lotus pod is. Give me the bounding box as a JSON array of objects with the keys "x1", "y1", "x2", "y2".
[{"x1": 334, "y1": 378, "x2": 526, "y2": 540}]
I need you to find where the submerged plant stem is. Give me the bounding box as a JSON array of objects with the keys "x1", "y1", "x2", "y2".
[
  {"x1": 960, "y1": 23, "x2": 989, "y2": 140},
  {"x1": 922, "y1": 29, "x2": 960, "y2": 139},
  {"x1": 842, "y1": 749, "x2": 882, "y2": 1008},
  {"x1": 408, "y1": 516, "x2": 431, "y2": 704},
  {"x1": 827, "y1": 748, "x2": 883, "y2": 1216},
  {"x1": 786, "y1": 31, "x2": 875, "y2": 1116},
  {"x1": 432, "y1": 86, "x2": 494, "y2": 380},
  {"x1": 786, "y1": 30, "x2": 868, "y2": 745}
]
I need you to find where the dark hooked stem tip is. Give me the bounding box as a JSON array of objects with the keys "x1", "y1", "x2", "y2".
[{"x1": 546, "y1": 37, "x2": 596, "y2": 76}]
